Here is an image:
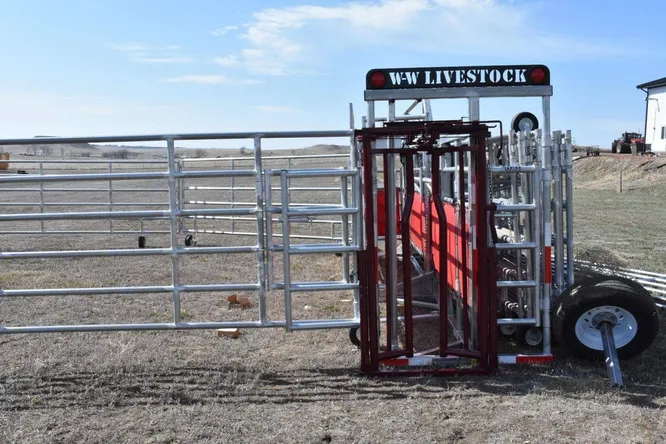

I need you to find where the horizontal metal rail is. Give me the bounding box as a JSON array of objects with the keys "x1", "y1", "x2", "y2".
[
  {"x1": 271, "y1": 282, "x2": 360, "y2": 292},
  {"x1": 0, "y1": 318, "x2": 359, "y2": 334},
  {"x1": 0, "y1": 130, "x2": 353, "y2": 145},
  {"x1": 0, "y1": 170, "x2": 256, "y2": 183},
  {"x1": 0, "y1": 283, "x2": 260, "y2": 297},
  {"x1": 497, "y1": 280, "x2": 537, "y2": 289},
  {"x1": 0, "y1": 207, "x2": 257, "y2": 221},
  {"x1": 0, "y1": 245, "x2": 258, "y2": 259}
]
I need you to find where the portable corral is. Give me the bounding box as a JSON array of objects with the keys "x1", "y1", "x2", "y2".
[{"x1": 0, "y1": 64, "x2": 659, "y2": 387}]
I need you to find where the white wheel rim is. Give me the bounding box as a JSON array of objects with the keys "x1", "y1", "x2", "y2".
[{"x1": 574, "y1": 306, "x2": 638, "y2": 351}]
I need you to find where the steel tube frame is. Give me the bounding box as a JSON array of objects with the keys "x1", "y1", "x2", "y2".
[{"x1": 0, "y1": 129, "x2": 361, "y2": 335}]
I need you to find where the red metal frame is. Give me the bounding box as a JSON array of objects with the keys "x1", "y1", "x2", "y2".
[{"x1": 356, "y1": 120, "x2": 498, "y2": 375}]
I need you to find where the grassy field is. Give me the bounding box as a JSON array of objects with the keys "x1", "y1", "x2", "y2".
[{"x1": 0, "y1": 153, "x2": 665, "y2": 443}]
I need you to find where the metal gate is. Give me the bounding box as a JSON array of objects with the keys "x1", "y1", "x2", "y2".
[
  {"x1": 356, "y1": 120, "x2": 498, "y2": 375},
  {"x1": 0, "y1": 130, "x2": 362, "y2": 334}
]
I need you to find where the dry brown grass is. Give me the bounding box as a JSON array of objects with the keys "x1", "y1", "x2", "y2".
[{"x1": 0, "y1": 155, "x2": 665, "y2": 443}]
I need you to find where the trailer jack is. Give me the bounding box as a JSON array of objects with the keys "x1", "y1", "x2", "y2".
[{"x1": 597, "y1": 318, "x2": 624, "y2": 388}]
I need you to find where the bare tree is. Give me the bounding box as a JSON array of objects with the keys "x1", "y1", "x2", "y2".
[
  {"x1": 194, "y1": 149, "x2": 208, "y2": 158},
  {"x1": 102, "y1": 149, "x2": 129, "y2": 159},
  {"x1": 239, "y1": 146, "x2": 248, "y2": 156},
  {"x1": 41, "y1": 146, "x2": 54, "y2": 156}
]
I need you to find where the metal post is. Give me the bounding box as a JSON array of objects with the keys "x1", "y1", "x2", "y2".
[
  {"x1": 231, "y1": 159, "x2": 236, "y2": 233},
  {"x1": 599, "y1": 322, "x2": 624, "y2": 387},
  {"x1": 108, "y1": 162, "x2": 114, "y2": 233},
  {"x1": 367, "y1": 100, "x2": 381, "y2": 350},
  {"x1": 349, "y1": 103, "x2": 361, "y2": 322},
  {"x1": 387, "y1": 99, "x2": 399, "y2": 349},
  {"x1": 39, "y1": 162, "x2": 45, "y2": 233},
  {"x1": 468, "y1": 97, "x2": 480, "y2": 349},
  {"x1": 166, "y1": 138, "x2": 181, "y2": 324},
  {"x1": 280, "y1": 171, "x2": 292, "y2": 331},
  {"x1": 177, "y1": 160, "x2": 185, "y2": 234},
  {"x1": 541, "y1": 97, "x2": 553, "y2": 355},
  {"x1": 511, "y1": 132, "x2": 524, "y2": 318},
  {"x1": 265, "y1": 172, "x2": 274, "y2": 298},
  {"x1": 564, "y1": 130, "x2": 574, "y2": 287},
  {"x1": 341, "y1": 176, "x2": 350, "y2": 285},
  {"x1": 552, "y1": 131, "x2": 564, "y2": 295},
  {"x1": 254, "y1": 137, "x2": 267, "y2": 324}
]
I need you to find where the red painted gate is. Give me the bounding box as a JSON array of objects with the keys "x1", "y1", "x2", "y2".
[{"x1": 356, "y1": 120, "x2": 498, "y2": 375}]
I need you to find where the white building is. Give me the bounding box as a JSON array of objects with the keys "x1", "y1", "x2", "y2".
[{"x1": 637, "y1": 77, "x2": 666, "y2": 153}]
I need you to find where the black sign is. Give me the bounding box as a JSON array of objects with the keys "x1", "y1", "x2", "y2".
[{"x1": 366, "y1": 65, "x2": 550, "y2": 90}]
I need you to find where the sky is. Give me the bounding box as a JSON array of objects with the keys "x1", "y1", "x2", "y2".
[{"x1": 0, "y1": 0, "x2": 664, "y2": 149}]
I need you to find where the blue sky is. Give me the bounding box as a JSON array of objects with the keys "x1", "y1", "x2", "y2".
[{"x1": 0, "y1": 0, "x2": 664, "y2": 149}]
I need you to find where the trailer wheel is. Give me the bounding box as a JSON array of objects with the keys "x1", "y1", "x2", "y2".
[
  {"x1": 185, "y1": 234, "x2": 195, "y2": 247},
  {"x1": 553, "y1": 276, "x2": 659, "y2": 360},
  {"x1": 349, "y1": 327, "x2": 361, "y2": 348}
]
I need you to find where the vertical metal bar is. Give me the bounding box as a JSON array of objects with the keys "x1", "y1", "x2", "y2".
[
  {"x1": 361, "y1": 135, "x2": 379, "y2": 372},
  {"x1": 352, "y1": 169, "x2": 361, "y2": 322},
  {"x1": 564, "y1": 130, "x2": 575, "y2": 287},
  {"x1": 458, "y1": 150, "x2": 470, "y2": 350},
  {"x1": 401, "y1": 154, "x2": 415, "y2": 356},
  {"x1": 367, "y1": 100, "x2": 381, "y2": 361},
  {"x1": 383, "y1": 154, "x2": 394, "y2": 351},
  {"x1": 349, "y1": 103, "x2": 361, "y2": 322},
  {"x1": 177, "y1": 160, "x2": 184, "y2": 234},
  {"x1": 254, "y1": 137, "x2": 267, "y2": 324},
  {"x1": 166, "y1": 138, "x2": 181, "y2": 324},
  {"x1": 542, "y1": 97, "x2": 553, "y2": 355},
  {"x1": 341, "y1": 176, "x2": 350, "y2": 283},
  {"x1": 39, "y1": 162, "x2": 45, "y2": 233},
  {"x1": 265, "y1": 172, "x2": 274, "y2": 299},
  {"x1": 511, "y1": 132, "x2": 524, "y2": 318},
  {"x1": 231, "y1": 159, "x2": 236, "y2": 233},
  {"x1": 553, "y1": 130, "x2": 564, "y2": 294},
  {"x1": 534, "y1": 130, "x2": 543, "y2": 328},
  {"x1": 599, "y1": 322, "x2": 624, "y2": 387},
  {"x1": 108, "y1": 162, "x2": 113, "y2": 233},
  {"x1": 280, "y1": 170, "x2": 292, "y2": 331},
  {"x1": 474, "y1": 133, "x2": 495, "y2": 371},
  {"x1": 468, "y1": 97, "x2": 479, "y2": 350},
  {"x1": 431, "y1": 153, "x2": 449, "y2": 356},
  {"x1": 387, "y1": 99, "x2": 398, "y2": 350}
]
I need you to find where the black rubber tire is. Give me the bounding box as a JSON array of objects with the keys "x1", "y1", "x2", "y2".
[
  {"x1": 553, "y1": 276, "x2": 659, "y2": 360},
  {"x1": 185, "y1": 235, "x2": 194, "y2": 247},
  {"x1": 611, "y1": 141, "x2": 617, "y2": 153},
  {"x1": 516, "y1": 325, "x2": 543, "y2": 346},
  {"x1": 349, "y1": 327, "x2": 361, "y2": 348},
  {"x1": 138, "y1": 236, "x2": 146, "y2": 249}
]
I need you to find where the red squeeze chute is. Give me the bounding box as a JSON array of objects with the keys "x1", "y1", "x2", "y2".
[{"x1": 376, "y1": 187, "x2": 401, "y2": 237}]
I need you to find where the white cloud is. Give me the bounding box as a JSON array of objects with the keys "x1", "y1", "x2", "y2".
[
  {"x1": 76, "y1": 105, "x2": 114, "y2": 115},
  {"x1": 214, "y1": 55, "x2": 239, "y2": 67},
  {"x1": 253, "y1": 105, "x2": 298, "y2": 113},
  {"x1": 111, "y1": 42, "x2": 149, "y2": 52},
  {"x1": 226, "y1": 0, "x2": 639, "y2": 76},
  {"x1": 211, "y1": 26, "x2": 238, "y2": 36},
  {"x1": 163, "y1": 75, "x2": 262, "y2": 85},
  {"x1": 132, "y1": 56, "x2": 193, "y2": 63},
  {"x1": 111, "y1": 42, "x2": 192, "y2": 63}
]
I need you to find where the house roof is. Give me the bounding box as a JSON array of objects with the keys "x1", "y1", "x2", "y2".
[{"x1": 637, "y1": 77, "x2": 666, "y2": 90}]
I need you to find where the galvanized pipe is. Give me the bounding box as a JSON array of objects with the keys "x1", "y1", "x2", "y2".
[{"x1": 599, "y1": 322, "x2": 624, "y2": 387}]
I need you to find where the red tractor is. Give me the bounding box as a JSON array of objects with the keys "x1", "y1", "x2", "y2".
[{"x1": 611, "y1": 132, "x2": 645, "y2": 154}]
